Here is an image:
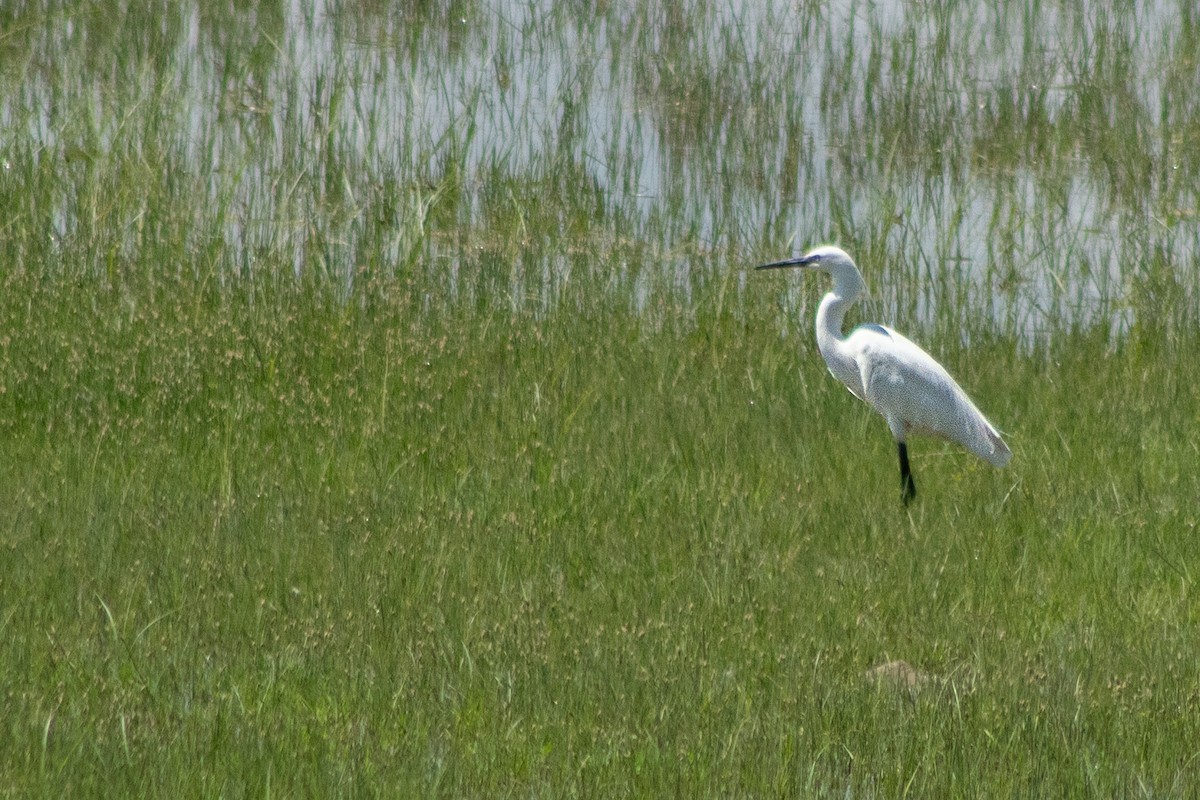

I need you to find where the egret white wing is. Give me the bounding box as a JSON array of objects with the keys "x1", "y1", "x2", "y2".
[{"x1": 848, "y1": 325, "x2": 1011, "y2": 467}]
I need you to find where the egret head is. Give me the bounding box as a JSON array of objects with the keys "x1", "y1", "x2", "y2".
[{"x1": 755, "y1": 245, "x2": 866, "y2": 297}]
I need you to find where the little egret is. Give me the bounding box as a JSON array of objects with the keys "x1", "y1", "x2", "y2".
[{"x1": 757, "y1": 245, "x2": 1010, "y2": 504}]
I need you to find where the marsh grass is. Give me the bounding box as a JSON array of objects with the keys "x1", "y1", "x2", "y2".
[
  {"x1": 2, "y1": 0, "x2": 1200, "y2": 796},
  {"x1": 3, "y1": 266, "x2": 1200, "y2": 796}
]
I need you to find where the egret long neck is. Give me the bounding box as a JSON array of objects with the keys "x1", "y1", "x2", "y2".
[
  {"x1": 814, "y1": 289, "x2": 864, "y2": 396},
  {"x1": 813, "y1": 263, "x2": 867, "y2": 359},
  {"x1": 815, "y1": 289, "x2": 854, "y2": 353}
]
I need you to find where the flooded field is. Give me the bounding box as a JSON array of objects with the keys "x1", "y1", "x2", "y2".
[
  {"x1": 4, "y1": 0, "x2": 1198, "y2": 337},
  {"x1": 3, "y1": 3, "x2": 1200, "y2": 797}
]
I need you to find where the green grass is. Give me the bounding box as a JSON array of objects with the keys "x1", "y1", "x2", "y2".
[
  {"x1": 2, "y1": 0, "x2": 1200, "y2": 796},
  {"x1": 2, "y1": 269, "x2": 1199, "y2": 796}
]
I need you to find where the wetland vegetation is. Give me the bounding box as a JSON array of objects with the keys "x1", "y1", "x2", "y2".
[{"x1": 1, "y1": 0, "x2": 1199, "y2": 795}]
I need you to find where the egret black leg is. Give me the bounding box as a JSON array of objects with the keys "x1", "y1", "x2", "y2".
[{"x1": 898, "y1": 442, "x2": 917, "y2": 505}]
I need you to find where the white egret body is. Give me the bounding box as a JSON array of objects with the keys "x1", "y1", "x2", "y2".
[{"x1": 757, "y1": 245, "x2": 1010, "y2": 503}]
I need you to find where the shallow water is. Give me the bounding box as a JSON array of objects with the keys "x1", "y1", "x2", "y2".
[{"x1": 3, "y1": 0, "x2": 1197, "y2": 336}]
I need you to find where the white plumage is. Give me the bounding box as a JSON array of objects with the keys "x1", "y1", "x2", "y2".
[{"x1": 757, "y1": 245, "x2": 1010, "y2": 503}]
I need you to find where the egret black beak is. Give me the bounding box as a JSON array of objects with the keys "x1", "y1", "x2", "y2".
[{"x1": 755, "y1": 256, "x2": 815, "y2": 270}]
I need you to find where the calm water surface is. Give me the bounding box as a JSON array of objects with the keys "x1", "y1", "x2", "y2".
[{"x1": 4, "y1": 0, "x2": 1197, "y2": 336}]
